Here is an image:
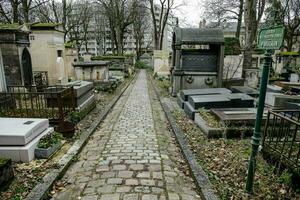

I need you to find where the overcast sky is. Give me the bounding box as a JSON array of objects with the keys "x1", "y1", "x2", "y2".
[{"x1": 172, "y1": 0, "x2": 204, "y2": 28}]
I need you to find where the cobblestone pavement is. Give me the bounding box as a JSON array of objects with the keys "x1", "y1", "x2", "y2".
[{"x1": 53, "y1": 70, "x2": 201, "y2": 200}]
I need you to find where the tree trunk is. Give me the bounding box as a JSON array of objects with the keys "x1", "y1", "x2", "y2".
[
  {"x1": 11, "y1": 0, "x2": 19, "y2": 23},
  {"x1": 242, "y1": 0, "x2": 256, "y2": 78},
  {"x1": 62, "y1": 0, "x2": 67, "y2": 42},
  {"x1": 236, "y1": 0, "x2": 244, "y2": 39}
]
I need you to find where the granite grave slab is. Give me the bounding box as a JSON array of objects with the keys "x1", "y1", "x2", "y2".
[
  {"x1": 230, "y1": 86, "x2": 259, "y2": 98},
  {"x1": 179, "y1": 88, "x2": 232, "y2": 101},
  {"x1": 188, "y1": 93, "x2": 254, "y2": 110},
  {"x1": 267, "y1": 84, "x2": 282, "y2": 93},
  {"x1": 178, "y1": 88, "x2": 232, "y2": 108},
  {"x1": 211, "y1": 108, "x2": 267, "y2": 125}
]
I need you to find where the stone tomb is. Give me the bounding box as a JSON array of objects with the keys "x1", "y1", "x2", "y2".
[
  {"x1": 73, "y1": 61, "x2": 110, "y2": 81},
  {"x1": 0, "y1": 118, "x2": 53, "y2": 162},
  {"x1": 66, "y1": 81, "x2": 95, "y2": 112},
  {"x1": 178, "y1": 88, "x2": 232, "y2": 108},
  {"x1": 230, "y1": 86, "x2": 259, "y2": 98},
  {"x1": 211, "y1": 108, "x2": 268, "y2": 125},
  {"x1": 184, "y1": 93, "x2": 254, "y2": 119},
  {"x1": 265, "y1": 92, "x2": 300, "y2": 109},
  {"x1": 267, "y1": 85, "x2": 282, "y2": 93}
]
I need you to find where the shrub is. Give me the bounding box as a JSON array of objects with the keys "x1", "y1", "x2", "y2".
[
  {"x1": 225, "y1": 37, "x2": 241, "y2": 55},
  {"x1": 135, "y1": 60, "x2": 147, "y2": 69},
  {"x1": 37, "y1": 132, "x2": 63, "y2": 149}
]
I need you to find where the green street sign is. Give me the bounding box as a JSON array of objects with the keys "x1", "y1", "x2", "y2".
[{"x1": 258, "y1": 26, "x2": 284, "y2": 50}]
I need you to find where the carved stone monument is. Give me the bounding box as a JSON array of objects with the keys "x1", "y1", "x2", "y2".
[{"x1": 170, "y1": 28, "x2": 224, "y2": 96}]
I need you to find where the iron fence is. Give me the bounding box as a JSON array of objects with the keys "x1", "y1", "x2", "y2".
[
  {"x1": 0, "y1": 85, "x2": 75, "y2": 123},
  {"x1": 263, "y1": 110, "x2": 300, "y2": 175}
]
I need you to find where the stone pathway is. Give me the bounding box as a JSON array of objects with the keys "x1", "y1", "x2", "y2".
[{"x1": 53, "y1": 70, "x2": 201, "y2": 200}]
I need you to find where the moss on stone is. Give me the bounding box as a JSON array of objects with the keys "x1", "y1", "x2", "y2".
[{"x1": 0, "y1": 157, "x2": 10, "y2": 167}]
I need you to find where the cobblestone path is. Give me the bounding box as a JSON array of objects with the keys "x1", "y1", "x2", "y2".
[{"x1": 53, "y1": 70, "x2": 201, "y2": 200}]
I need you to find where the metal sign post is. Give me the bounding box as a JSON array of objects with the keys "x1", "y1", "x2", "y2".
[{"x1": 245, "y1": 26, "x2": 284, "y2": 194}]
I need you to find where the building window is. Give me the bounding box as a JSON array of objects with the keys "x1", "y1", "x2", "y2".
[
  {"x1": 57, "y1": 50, "x2": 63, "y2": 57},
  {"x1": 30, "y1": 35, "x2": 35, "y2": 40}
]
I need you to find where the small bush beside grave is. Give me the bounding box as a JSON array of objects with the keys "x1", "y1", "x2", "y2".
[{"x1": 35, "y1": 132, "x2": 63, "y2": 159}]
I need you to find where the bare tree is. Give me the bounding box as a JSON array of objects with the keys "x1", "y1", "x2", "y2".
[
  {"x1": 132, "y1": 1, "x2": 150, "y2": 59},
  {"x1": 271, "y1": 0, "x2": 300, "y2": 51},
  {"x1": 148, "y1": 0, "x2": 177, "y2": 50},
  {"x1": 203, "y1": 0, "x2": 244, "y2": 39},
  {"x1": 97, "y1": 0, "x2": 137, "y2": 55},
  {"x1": 0, "y1": 0, "x2": 20, "y2": 23},
  {"x1": 242, "y1": 0, "x2": 266, "y2": 76},
  {"x1": 68, "y1": 0, "x2": 93, "y2": 57}
]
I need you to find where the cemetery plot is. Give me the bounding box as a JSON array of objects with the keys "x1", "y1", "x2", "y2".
[
  {"x1": 0, "y1": 85, "x2": 75, "y2": 123},
  {"x1": 263, "y1": 110, "x2": 300, "y2": 176},
  {"x1": 230, "y1": 86, "x2": 259, "y2": 98},
  {"x1": 265, "y1": 92, "x2": 300, "y2": 109}
]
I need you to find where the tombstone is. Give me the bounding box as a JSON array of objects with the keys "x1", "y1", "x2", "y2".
[
  {"x1": 244, "y1": 68, "x2": 259, "y2": 88},
  {"x1": 65, "y1": 81, "x2": 95, "y2": 112},
  {"x1": 153, "y1": 50, "x2": 170, "y2": 76},
  {"x1": 170, "y1": 28, "x2": 224, "y2": 96},
  {"x1": 184, "y1": 93, "x2": 254, "y2": 119},
  {"x1": 0, "y1": 118, "x2": 53, "y2": 162},
  {"x1": 267, "y1": 84, "x2": 282, "y2": 93},
  {"x1": 73, "y1": 61, "x2": 110, "y2": 81},
  {"x1": 265, "y1": 92, "x2": 300, "y2": 109},
  {"x1": 177, "y1": 88, "x2": 231, "y2": 108},
  {"x1": 230, "y1": 86, "x2": 259, "y2": 98},
  {"x1": 0, "y1": 24, "x2": 33, "y2": 86},
  {"x1": 211, "y1": 108, "x2": 268, "y2": 125}
]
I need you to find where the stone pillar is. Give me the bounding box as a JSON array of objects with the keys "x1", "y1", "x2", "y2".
[{"x1": 57, "y1": 57, "x2": 67, "y2": 85}]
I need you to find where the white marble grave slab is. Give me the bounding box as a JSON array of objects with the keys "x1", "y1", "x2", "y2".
[
  {"x1": 0, "y1": 118, "x2": 49, "y2": 146},
  {"x1": 0, "y1": 127, "x2": 54, "y2": 162}
]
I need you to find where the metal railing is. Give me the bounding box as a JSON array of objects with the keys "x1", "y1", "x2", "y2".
[
  {"x1": 0, "y1": 85, "x2": 75, "y2": 123},
  {"x1": 263, "y1": 110, "x2": 300, "y2": 175}
]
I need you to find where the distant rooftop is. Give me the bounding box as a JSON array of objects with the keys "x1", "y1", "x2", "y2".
[
  {"x1": 0, "y1": 23, "x2": 30, "y2": 33},
  {"x1": 31, "y1": 23, "x2": 64, "y2": 32},
  {"x1": 73, "y1": 61, "x2": 111, "y2": 67}
]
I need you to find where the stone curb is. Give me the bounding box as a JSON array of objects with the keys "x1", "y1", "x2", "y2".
[
  {"x1": 149, "y1": 77, "x2": 219, "y2": 200},
  {"x1": 26, "y1": 75, "x2": 137, "y2": 200}
]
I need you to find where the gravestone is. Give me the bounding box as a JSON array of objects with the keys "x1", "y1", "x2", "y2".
[
  {"x1": 153, "y1": 50, "x2": 170, "y2": 76},
  {"x1": 177, "y1": 88, "x2": 231, "y2": 108},
  {"x1": 267, "y1": 84, "x2": 282, "y2": 93},
  {"x1": 188, "y1": 93, "x2": 254, "y2": 110},
  {"x1": 73, "y1": 61, "x2": 110, "y2": 81},
  {"x1": 0, "y1": 118, "x2": 48, "y2": 145},
  {"x1": 184, "y1": 93, "x2": 254, "y2": 119},
  {"x1": 211, "y1": 108, "x2": 268, "y2": 125},
  {"x1": 230, "y1": 86, "x2": 259, "y2": 98},
  {"x1": 66, "y1": 81, "x2": 95, "y2": 112},
  {"x1": 170, "y1": 28, "x2": 224, "y2": 96},
  {"x1": 183, "y1": 93, "x2": 255, "y2": 119},
  {"x1": 0, "y1": 118, "x2": 53, "y2": 162},
  {"x1": 265, "y1": 92, "x2": 300, "y2": 108}
]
